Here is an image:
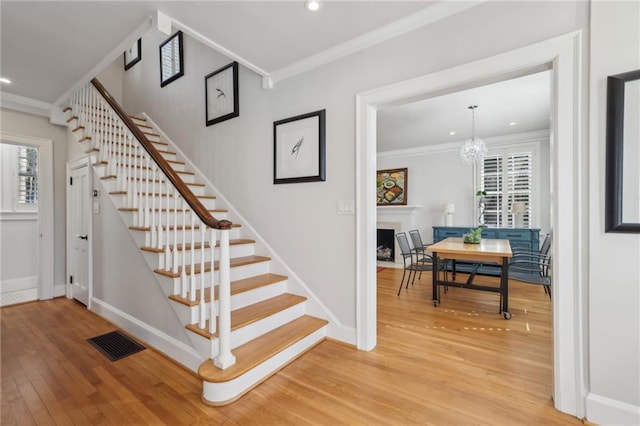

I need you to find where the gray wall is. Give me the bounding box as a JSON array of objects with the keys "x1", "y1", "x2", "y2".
[{"x1": 123, "y1": 0, "x2": 587, "y2": 329}]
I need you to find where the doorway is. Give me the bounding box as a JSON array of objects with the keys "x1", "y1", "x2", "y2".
[
  {"x1": 0, "y1": 133, "x2": 54, "y2": 305},
  {"x1": 66, "y1": 157, "x2": 91, "y2": 306},
  {"x1": 355, "y1": 32, "x2": 585, "y2": 417}
]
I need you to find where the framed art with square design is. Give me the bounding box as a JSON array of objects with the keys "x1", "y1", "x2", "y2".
[
  {"x1": 205, "y1": 61, "x2": 239, "y2": 126},
  {"x1": 124, "y1": 38, "x2": 141, "y2": 71},
  {"x1": 377, "y1": 168, "x2": 408, "y2": 205},
  {"x1": 159, "y1": 31, "x2": 184, "y2": 87},
  {"x1": 273, "y1": 109, "x2": 326, "y2": 184}
]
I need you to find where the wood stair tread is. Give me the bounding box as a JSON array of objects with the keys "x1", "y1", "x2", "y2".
[
  {"x1": 198, "y1": 315, "x2": 327, "y2": 382},
  {"x1": 169, "y1": 273, "x2": 287, "y2": 307},
  {"x1": 141, "y1": 238, "x2": 254, "y2": 253},
  {"x1": 154, "y1": 255, "x2": 270, "y2": 278},
  {"x1": 187, "y1": 293, "x2": 307, "y2": 339}
]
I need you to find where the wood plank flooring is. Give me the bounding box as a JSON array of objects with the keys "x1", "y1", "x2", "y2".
[{"x1": 0, "y1": 268, "x2": 586, "y2": 425}]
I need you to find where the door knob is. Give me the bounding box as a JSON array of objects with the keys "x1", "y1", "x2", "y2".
[{"x1": 78, "y1": 234, "x2": 88, "y2": 240}]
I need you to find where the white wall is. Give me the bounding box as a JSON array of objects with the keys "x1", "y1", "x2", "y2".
[
  {"x1": 97, "y1": 58, "x2": 124, "y2": 105},
  {"x1": 587, "y1": 1, "x2": 640, "y2": 424},
  {"x1": 124, "y1": 1, "x2": 587, "y2": 330},
  {"x1": 0, "y1": 108, "x2": 68, "y2": 292}
]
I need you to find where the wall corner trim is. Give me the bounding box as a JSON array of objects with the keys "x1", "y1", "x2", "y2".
[{"x1": 1, "y1": 91, "x2": 52, "y2": 117}]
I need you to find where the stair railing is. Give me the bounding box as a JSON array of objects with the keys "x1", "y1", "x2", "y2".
[{"x1": 67, "y1": 78, "x2": 236, "y2": 370}]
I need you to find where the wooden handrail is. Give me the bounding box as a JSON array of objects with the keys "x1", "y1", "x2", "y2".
[{"x1": 91, "y1": 78, "x2": 232, "y2": 230}]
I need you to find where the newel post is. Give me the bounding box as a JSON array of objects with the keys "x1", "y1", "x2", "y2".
[{"x1": 214, "y1": 221, "x2": 235, "y2": 369}]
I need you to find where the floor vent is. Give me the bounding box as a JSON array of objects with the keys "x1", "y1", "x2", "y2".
[{"x1": 87, "y1": 330, "x2": 145, "y2": 361}]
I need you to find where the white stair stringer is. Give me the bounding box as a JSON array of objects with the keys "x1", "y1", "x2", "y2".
[{"x1": 64, "y1": 101, "x2": 329, "y2": 406}]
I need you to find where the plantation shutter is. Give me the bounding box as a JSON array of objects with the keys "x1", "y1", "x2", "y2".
[
  {"x1": 479, "y1": 150, "x2": 534, "y2": 228},
  {"x1": 480, "y1": 155, "x2": 503, "y2": 227},
  {"x1": 17, "y1": 146, "x2": 38, "y2": 204},
  {"x1": 506, "y1": 152, "x2": 532, "y2": 227}
]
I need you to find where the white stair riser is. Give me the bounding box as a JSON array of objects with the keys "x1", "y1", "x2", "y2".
[
  {"x1": 205, "y1": 302, "x2": 306, "y2": 359},
  {"x1": 129, "y1": 227, "x2": 239, "y2": 247},
  {"x1": 169, "y1": 280, "x2": 287, "y2": 326},
  {"x1": 140, "y1": 242, "x2": 255, "y2": 270},
  {"x1": 201, "y1": 326, "x2": 327, "y2": 405},
  {"x1": 153, "y1": 260, "x2": 272, "y2": 294}
]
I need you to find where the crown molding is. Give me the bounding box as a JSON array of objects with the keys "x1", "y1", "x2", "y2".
[
  {"x1": 1, "y1": 91, "x2": 52, "y2": 117},
  {"x1": 269, "y1": 0, "x2": 486, "y2": 85},
  {"x1": 377, "y1": 129, "x2": 550, "y2": 159}
]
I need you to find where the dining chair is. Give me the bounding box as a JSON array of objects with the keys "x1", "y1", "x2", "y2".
[
  {"x1": 509, "y1": 233, "x2": 552, "y2": 297},
  {"x1": 395, "y1": 232, "x2": 433, "y2": 296}
]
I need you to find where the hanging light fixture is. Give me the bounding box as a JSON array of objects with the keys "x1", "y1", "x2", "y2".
[{"x1": 459, "y1": 105, "x2": 487, "y2": 164}]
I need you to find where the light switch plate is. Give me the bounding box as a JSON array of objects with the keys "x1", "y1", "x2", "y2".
[{"x1": 337, "y1": 200, "x2": 355, "y2": 215}]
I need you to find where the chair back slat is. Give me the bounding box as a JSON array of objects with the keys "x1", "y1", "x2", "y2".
[{"x1": 395, "y1": 232, "x2": 412, "y2": 256}]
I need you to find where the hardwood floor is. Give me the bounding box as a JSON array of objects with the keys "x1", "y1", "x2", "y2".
[{"x1": 0, "y1": 269, "x2": 585, "y2": 425}]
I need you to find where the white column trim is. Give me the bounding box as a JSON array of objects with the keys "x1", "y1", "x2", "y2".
[{"x1": 355, "y1": 31, "x2": 586, "y2": 418}]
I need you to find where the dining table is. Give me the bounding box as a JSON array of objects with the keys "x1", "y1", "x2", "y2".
[{"x1": 429, "y1": 237, "x2": 513, "y2": 319}]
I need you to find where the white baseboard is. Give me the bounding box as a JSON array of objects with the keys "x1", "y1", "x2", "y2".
[
  {"x1": 53, "y1": 284, "x2": 66, "y2": 298},
  {"x1": 1, "y1": 276, "x2": 38, "y2": 293},
  {"x1": 0, "y1": 288, "x2": 38, "y2": 307},
  {"x1": 586, "y1": 392, "x2": 640, "y2": 425},
  {"x1": 90, "y1": 297, "x2": 203, "y2": 372}
]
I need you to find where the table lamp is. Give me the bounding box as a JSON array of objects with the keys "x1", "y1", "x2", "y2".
[
  {"x1": 442, "y1": 203, "x2": 455, "y2": 226},
  {"x1": 511, "y1": 202, "x2": 526, "y2": 228}
]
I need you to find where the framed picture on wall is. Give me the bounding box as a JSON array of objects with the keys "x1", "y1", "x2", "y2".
[
  {"x1": 205, "y1": 61, "x2": 239, "y2": 126},
  {"x1": 124, "y1": 38, "x2": 141, "y2": 71},
  {"x1": 377, "y1": 168, "x2": 408, "y2": 205},
  {"x1": 159, "y1": 31, "x2": 184, "y2": 87},
  {"x1": 273, "y1": 109, "x2": 326, "y2": 184}
]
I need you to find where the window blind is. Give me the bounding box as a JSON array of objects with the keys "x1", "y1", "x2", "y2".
[
  {"x1": 17, "y1": 146, "x2": 38, "y2": 204},
  {"x1": 480, "y1": 150, "x2": 532, "y2": 228}
]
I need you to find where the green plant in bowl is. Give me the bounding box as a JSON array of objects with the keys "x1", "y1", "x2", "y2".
[{"x1": 463, "y1": 227, "x2": 483, "y2": 244}]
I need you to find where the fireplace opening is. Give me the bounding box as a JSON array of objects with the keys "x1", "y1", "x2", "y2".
[{"x1": 377, "y1": 228, "x2": 395, "y2": 262}]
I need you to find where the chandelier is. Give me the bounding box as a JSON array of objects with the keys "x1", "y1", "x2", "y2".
[{"x1": 459, "y1": 105, "x2": 487, "y2": 164}]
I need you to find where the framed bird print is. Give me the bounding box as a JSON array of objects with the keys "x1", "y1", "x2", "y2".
[
  {"x1": 205, "y1": 61, "x2": 239, "y2": 126},
  {"x1": 124, "y1": 38, "x2": 141, "y2": 71},
  {"x1": 273, "y1": 109, "x2": 326, "y2": 184}
]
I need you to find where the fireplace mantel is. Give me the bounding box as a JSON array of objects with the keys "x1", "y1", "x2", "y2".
[{"x1": 377, "y1": 205, "x2": 422, "y2": 215}]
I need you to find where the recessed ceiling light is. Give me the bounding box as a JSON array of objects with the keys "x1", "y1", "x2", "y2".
[
  {"x1": 509, "y1": 122, "x2": 517, "y2": 126},
  {"x1": 305, "y1": 0, "x2": 320, "y2": 11},
  {"x1": 0, "y1": 77, "x2": 11, "y2": 84},
  {"x1": 449, "y1": 131, "x2": 456, "y2": 135}
]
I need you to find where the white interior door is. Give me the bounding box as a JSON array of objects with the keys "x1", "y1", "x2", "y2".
[{"x1": 68, "y1": 163, "x2": 90, "y2": 305}]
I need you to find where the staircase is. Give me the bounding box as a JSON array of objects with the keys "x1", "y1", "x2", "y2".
[{"x1": 64, "y1": 79, "x2": 328, "y2": 405}]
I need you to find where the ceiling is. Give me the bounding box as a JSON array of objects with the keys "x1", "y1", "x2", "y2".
[
  {"x1": 0, "y1": 1, "x2": 432, "y2": 104},
  {"x1": 1, "y1": 1, "x2": 549, "y2": 149},
  {"x1": 377, "y1": 70, "x2": 551, "y2": 152}
]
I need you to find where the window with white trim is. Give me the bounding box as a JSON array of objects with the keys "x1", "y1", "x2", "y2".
[
  {"x1": 478, "y1": 147, "x2": 534, "y2": 228},
  {"x1": 17, "y1": 146, "x2": 38, "y2": 205}
]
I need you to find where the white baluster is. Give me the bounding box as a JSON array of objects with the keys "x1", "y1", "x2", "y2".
[
  {"x1": 158, "y1": 176, "x2": 165, "y2": 254},
  {"x1": 126, "y1": 133, "x2": 133, "y2": 207},
  {"x1": 190, "y1": 212, "x2": 197, "y2": 302},
  {"x1": 164, "y1": 181, "x2": 171, "y2": 270},
  {"x1": 209, "y1": 227, "x2": 217, "y2": 334},
  {"x1": 199, "y1": 224, "x2": 206, "y2": 329},
  {"x1": 180, "y1": 200, "x2": 188, "y2": 299},
  {"x1": 143, "y1": 156, "x2": 151, "y2": 247},
  {"x1": 215, "y1": 229, "x2": 235, "y2": 369},
  {"x1": 172, "y1": 190, "x2": 180, "y2": 276},
  {"x1": 150, "y1": 166, "x2": 157, "y2": 248}
]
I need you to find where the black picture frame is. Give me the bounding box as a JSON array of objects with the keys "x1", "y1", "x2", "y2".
[
  {"x1": 273, "y1": 109, "x2": 326, "y2": 184},
  {"x1": 205, "y1": 62, "x2": 239, "y2": 126},
  {"x1": 159, "y1": 31, "x2": 184, "y2": 87},
  {"x1": 605, "y1": 69, "x2": 640, "y2": 233},
  {"x1": 124, "y1": 38, "x2": 142, "y2": 71}
]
